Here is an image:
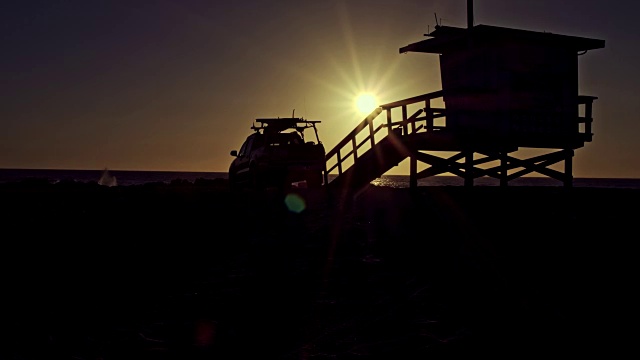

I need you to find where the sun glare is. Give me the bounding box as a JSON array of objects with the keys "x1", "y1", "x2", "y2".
[{"x1": 355, "y1": 93, "x2": 377, "y2": 114}]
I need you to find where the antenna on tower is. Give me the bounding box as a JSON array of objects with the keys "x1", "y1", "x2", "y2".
[{"x1": 467, "y1": 0, "x2": 474, "y2": 29}]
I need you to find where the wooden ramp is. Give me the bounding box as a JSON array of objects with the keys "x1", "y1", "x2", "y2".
[
  {"x1": 324, "y1": 91, "x2": 446, "y2": 194},
  {"x1": 325, "y1": 131, "x2": 409, "y2": 192}
]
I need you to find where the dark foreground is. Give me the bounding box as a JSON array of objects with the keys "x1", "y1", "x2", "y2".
[{"x1": 1, "y1": 179, "x2": 637, "y2": 359}]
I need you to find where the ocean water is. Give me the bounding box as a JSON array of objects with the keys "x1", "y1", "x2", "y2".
[
  {"x1": 1, "y1": 168, "x2": 640, "y2": 189},
  {"x1": 0, "y1": 168, "x2": 226, "y2": 187}
]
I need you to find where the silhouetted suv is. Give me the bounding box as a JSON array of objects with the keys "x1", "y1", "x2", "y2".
[{"x1": 229, "y1": 118, "x2": 326, "y2": 191}]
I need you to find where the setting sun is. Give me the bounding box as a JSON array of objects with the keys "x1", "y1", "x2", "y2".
[{"x1": 355, "y1": 93, "x2": 378, "y2": 114}]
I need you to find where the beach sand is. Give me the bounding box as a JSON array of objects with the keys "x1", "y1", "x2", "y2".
[{"x1": 1, "y1": 179, "x2": 636, "y2": 359}]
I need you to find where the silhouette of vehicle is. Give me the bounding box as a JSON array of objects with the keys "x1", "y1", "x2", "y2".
[{"x1": 229, "y1": 117, "x2": 326, "y2": 191}]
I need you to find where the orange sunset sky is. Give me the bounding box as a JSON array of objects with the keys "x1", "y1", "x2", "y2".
[{"x1": 2, "y1": 0, "x2": 639, "y2": 178}]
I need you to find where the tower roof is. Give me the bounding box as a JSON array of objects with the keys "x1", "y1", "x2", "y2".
[{"x1": 400, "y1": 24, "x2": 605, "y2": 54}]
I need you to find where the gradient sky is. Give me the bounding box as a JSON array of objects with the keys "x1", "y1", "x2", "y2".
[{"x1": 2, "y1": 0, "x2": 639, "y2": 178}]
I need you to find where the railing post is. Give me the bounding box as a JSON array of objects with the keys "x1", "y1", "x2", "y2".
[
  {"x1": 402, "y1": 105, "x2": 408, "y2": 135},
  {"x1": 585, "y1": 99, "x2": 593, "y2": 137},
  {"x1": 410, "y1": 110, "x2": 416, "y2": 134},
  {"x1": 386, "y1": 109, "x2": 392, "y2": 136},
  {"x1": 425, "y1": 100, "x2": 433, "y2": 131},
  {"x1": 351, "y1": 137, "x2": 358, "y2": 161},
  {"x1": 337, "y1": 150, "x2": 343, "y2": 175},
  {"x1": 368, "y1": 117, "x2": 375, "y2": 149}
]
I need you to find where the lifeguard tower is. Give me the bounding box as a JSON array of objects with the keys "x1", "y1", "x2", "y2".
[{"x1": 324, "y1": 0, "x2": 605, "y2": 191}]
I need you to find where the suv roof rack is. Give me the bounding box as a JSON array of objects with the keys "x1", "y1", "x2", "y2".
[{"x1": 252, "y1": 117, "x2": 321, "y2": 133}]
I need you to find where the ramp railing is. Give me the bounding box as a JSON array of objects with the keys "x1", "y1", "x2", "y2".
[{"x1": 325, "y1": 90, "x2": 446, "y2": 181}]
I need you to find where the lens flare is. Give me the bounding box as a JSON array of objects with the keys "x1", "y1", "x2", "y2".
[{"x1": 284, "y1": 193, "x2": 306, "y2": 213}]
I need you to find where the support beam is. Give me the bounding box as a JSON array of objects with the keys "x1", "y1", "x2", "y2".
[
  {"x1": 505, "y1": 152, "x2": 567, "y2": 181},
  {"x1": 410, "y1": 152, "x2": 417, "y2": 190},
  {"x1": 464, "y1": 151, "x2": 474, "y2": 187},
  {"x1": 414, "y1": 151, "x2": 467, "y2": 178},
  {"x1": 500, "y1": 151, "x2": 509, "y2": 187},
  {"x1": 564, "y1": 149, "x2": 574, "y2": 187}
]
